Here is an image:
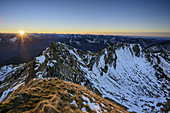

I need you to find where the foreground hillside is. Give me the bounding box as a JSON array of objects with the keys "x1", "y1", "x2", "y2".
[
  {"x1": 0, "y1": 78, "x2": 128, "y2": 113},
  {"x1": 0, "y1": 42, "x2": 169, "y2": 112}
]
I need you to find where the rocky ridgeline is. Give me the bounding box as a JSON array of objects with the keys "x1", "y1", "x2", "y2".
[{"x1": 0, "y1": 42, "x2": 169, "y2": 112}]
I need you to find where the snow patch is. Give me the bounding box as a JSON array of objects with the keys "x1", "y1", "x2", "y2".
[
  {"x1": 0, "y1": 89, "x2": 13, "y2": 101},
  {"x1": 12, "y1": 82, "x2": 24, "y2": 90},
  {"x1": 75, "y1": 41, "x2": 81, "y2": 45},
  {"x1": 47, "y1": 60, "x2": 57, "y2": 67},
  {"x1": 86, "y1": 39, "x2": 98, "y2": 43},
  {"x1": 0, "y1": 64, "x2": 24, "y2": 82},
  {"x1": 70, "y1": 100, "x2": 78, "y2": 107},
  {"x1": 81, "y1": 107, "x2": 87, "y2": 112},
  {"x1": 82, "y1": 95, "x2": 102, "y2": 113},
  {"x1": 0, "y1": 82, "x2": 24, "y2": 102},
  {"x1": 9, "y1": 37, "x2": 17, "y2": 42},
  {"x1": 36, "y1": 55, "x2": 46, "y2": 64},
  {"x1": 35, "y1": 55, "x2": 46, "y2": 70}
]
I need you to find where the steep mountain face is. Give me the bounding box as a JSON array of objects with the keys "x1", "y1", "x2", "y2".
[
  {"x1": 0, "y1": 78, "x2": 128, "y2": 113},
  {"x1": 0, "y1": 42, "x2": 169, "y2": 112}
]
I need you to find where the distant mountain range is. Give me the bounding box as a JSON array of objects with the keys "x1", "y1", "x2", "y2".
[
  {"x1": 0, "y1": 40, "x2": 169, "y2": 112},
  {"x1": 0, "y1": 33, "x2": 169, "y2": 67}
]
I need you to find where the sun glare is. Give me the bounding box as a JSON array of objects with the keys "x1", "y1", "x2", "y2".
[{"x1": 19, "y1": 30, "x2": 25, "y2": 35}]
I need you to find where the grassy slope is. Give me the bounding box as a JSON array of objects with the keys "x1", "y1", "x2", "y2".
[{"x1": 0, "y1": 78, "x2": 129, "y2": 113}]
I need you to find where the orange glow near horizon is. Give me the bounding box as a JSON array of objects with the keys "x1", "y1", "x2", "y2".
[{"x1": 0, "y1": 30, "x2": 170, "y2": 37}]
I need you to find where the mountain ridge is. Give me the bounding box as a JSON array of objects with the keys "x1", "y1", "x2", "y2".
[{"x1": 0, "y1": 41, "x2": 169, "y2": 112}]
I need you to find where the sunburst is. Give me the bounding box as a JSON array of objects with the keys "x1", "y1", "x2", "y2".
[{"x1": 19, "y1": 30, "x2": 25, "y2": 35}]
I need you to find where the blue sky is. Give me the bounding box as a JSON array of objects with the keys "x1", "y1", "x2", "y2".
[{"x1": 0, "y1": 0, "x2": 170, "y2": 37}]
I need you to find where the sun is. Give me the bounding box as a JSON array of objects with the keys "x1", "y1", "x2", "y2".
[{"x1": 19, "y1": 30, "x2": 25, "y2": 35}]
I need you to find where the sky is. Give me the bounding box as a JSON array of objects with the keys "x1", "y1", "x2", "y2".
[{"x1": 0, "y1": 0, "x2": 170, "y2": 37}]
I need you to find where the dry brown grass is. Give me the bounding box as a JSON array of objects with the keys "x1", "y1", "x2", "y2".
[{"x1": 0, "y1": 78, "x2": 129, "y2": 113}]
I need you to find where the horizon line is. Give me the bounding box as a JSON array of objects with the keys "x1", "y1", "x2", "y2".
[{"x1": 0, "y1": 31, "x2": 170, "y2": 38}]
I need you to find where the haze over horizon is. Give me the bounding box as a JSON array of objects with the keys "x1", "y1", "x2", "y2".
[{"x1": 0, "y1": 0, "x2": 170, "y2": 37}]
